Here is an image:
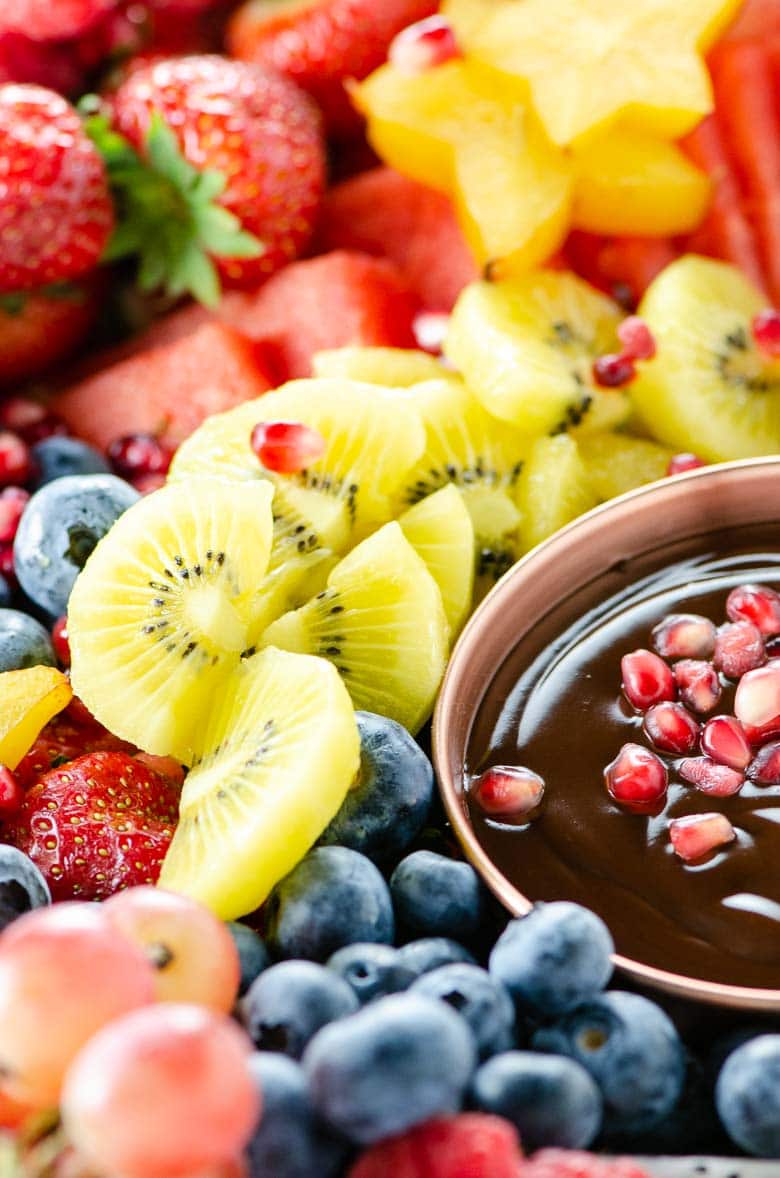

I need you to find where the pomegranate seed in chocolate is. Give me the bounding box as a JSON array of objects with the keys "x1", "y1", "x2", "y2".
[
  {"x1": 604, "y1": 743, "x2": 668, "y2": 808},
  {"x1": 643, "y1": 702, "x2": 699, "y2": 755},
  {"x1": 700, "y1": 715, "x2": 752, "y2": 771},
  {"x1": 726, "y1": 583, "x2": 780, "y2": 636},
  {"x1": 669, "y1": 812, "x2": 736, "y2": 862},
  {"x1": 620, "y1": 648, "x2": 675, "y2": 711},
  {"x1": 651, "y1": 612, "x2": 716, "y2": 660},
  {"x1": 672, "y1": 659, "x2": 722, "y2": 715},
  {"x1": 734, "y1": 663, "x2": 780, "y2": 728},
  {"x1": 713, "y1": 620, "x2": 765, "y2": 678},
  {"x1": 471, "y1": 765, "x2": 545, "y2": 817},
  {"x1": 678, "y1": 756, "x2": 744, "y2": 797},
  {"x1": 746, "y1": 740, "x2": 780, "y2": 785}
]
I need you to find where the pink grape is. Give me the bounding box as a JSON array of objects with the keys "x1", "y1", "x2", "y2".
[{"x1": 62, "y1": 1004, "x2": 260, "y2": 1178}]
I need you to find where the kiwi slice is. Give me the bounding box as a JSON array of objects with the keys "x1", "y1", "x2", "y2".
[
  {"x1": 631, "y1": 255, "x2": 780, "y2": 460},
  {"x1": 170, "y1": 379, "x2": 427, "y2": 551},
  {"x1": 445, "y1": 271, "x2": 629, "y2": 436},
  {"x1": 578, "y1": 432, "x2": 673, "y2": 500},
  {"x1": 159, "y1": 647, "x2": 360, "y2": 919},
  {"x1": 312, "y1": 346, "x2": 450, "y2": 387},
  {"x1": 261, "y1": 522, "x2": 449, "y2": 733},
  {"x1": 68, "y1": 477, "x2": 275, "y2": 764},
  {"x1": 399, "y1": 483, "x2": 475, "y2": 638},
  {"x1": 517, "y1": 434, "x2": 598, "y2": 551}
]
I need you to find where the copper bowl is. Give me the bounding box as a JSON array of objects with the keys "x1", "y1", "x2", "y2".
[{"x1": 433, "y1": 456, "x2": 780, "y2": 1013}]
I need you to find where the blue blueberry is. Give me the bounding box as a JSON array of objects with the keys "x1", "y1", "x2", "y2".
[
  {"x1": 227, "y1": 922, "x2": 270, "y2": 997},
  {"x1": 14, "y1": 474, "x2": 139, "y2": 617},
  {"x1": 265, "y1": 846, "x2": 394, "y2": 963},
  {"x1": 390, "y1": 850, "x2": 483, "y2": 940},
  {"x1": 319, "y1": 712, "x2": 434, "y2": 863},
  {"x1": 241, "y1": 961, "x2": 358, "y2": 1059},
  {"x1": 410, "y1": 963, "x2": 515, "y2": 1060},
  {"x1": 0, "y1": 609, "x2": 55, "y2": 671},
  {"x1": 716, "y1": 1035, "x2": 780, "y2": 1157},
  {"x1": 489, "y1": 902, "x2": 613, "y2": 1016},
  {"x1": 303, "y1": 993, "x2": 477, "y2": 1145},
  {"x1": 0, "y1": 846, "x2": 50, "y2": 932},
  {"x1": 532, "y1": 990, "x2": 686, "y2": 1135},
  {"x1": 246, "y1": 1053, "x2": 347, "y2": 1178},
  {"x1": 471, "y1": 1050, "x2": 603, "y2": 1150},
  {"x1": 326, "y1": 943, "x2": 416, "y2": 1005},
  {"x1": 31, "y1": 437, "x2": 110, "y2": 487},
  {"x1": 397, "y1": 937, "x2": 477, "y2": 977}
]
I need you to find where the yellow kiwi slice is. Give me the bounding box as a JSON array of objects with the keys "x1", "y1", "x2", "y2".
[
  {"x1": 170, "y1": 379, "x2": 427, "y2": 550},
  {"x1": 312, "y1": 346, "x2": 450, "y2": 387},
  {"x1": 445, "y1": 272, "x2": 629, "y2": 436},
  {"x1": 578, "y1": 432, "x2": 674, "y2": 500},
  {"x1": 159, "y1": 647, "x2": 360, "y2": 920},
  {"x1": 399, "y1": 484, "x2": 475, "y2": 638},
  {"x1": 631, "y1": 255, "x2": 780, "y2": 460},
  {"x1": 68, "y1": 478, "x2": 274, "y2": 764},
  {"x1": 518, "y1": 434, "x2": 598, "y2": 551},
  {"x1": 261, "y1": 522, "x2": 449, "y2": 734}
]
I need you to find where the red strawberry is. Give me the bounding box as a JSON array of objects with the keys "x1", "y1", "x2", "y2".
[
  {"x1": 522, "y1": 1151, "x2": 653, "y2": 1178},
  {"x1": 105, "y1": 55, "x2": 325, "y2": 298},
  {"x1": 0, "y1": 0, "x2": 117, "y2": 42},
  {"x1": 228, "y1": 0, "x2": 438, "y2": 136},
  {"x1": 0, "y1": 32, "x2": 86, "y2": 94},
  {"x1": 350, "y1": 1115, "x2": 523, "y2": 1178},
  {"x1": 4, "y1": 750, "x2": 180, "y2": 901},
  {"x1": 13, "y1": 713, "x2": 135, "y2": 791},
  {"x1": 0, "y1": 277, "x2": 101, "y2": 388},
  {"x1": 0, "y1": 86, "x2": 113, "y2": 293}
]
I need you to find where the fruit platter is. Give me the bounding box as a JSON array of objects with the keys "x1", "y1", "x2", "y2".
[{"x1": 1, "y1": 0, "x2": 780, "y2": 1173}]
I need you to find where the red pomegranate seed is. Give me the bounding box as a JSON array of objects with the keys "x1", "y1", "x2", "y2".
[
  {"x1": 673, "y1": 659, "x2": 722, "y2": 714},
  {"x1": 620, "y1": 649, "x2": 675, "y2": 711},
  {"x1": 651, "y1": 613, "x2": 716, "y2": 660},
  {"x1": 51, "y1": 616, "x2": 70, "y2": 667},
  {"x1": 617, "y1": 316, "x2": 656, "y2": 361},
  {"x1": 726, "y1": 583, "x2": 780, "y2": 636},
  {"x1": 743, "y1": 714, "x2": 780, "y2": 745},
  {"x1": 604, "y1": 743, "x2": 668, "y2": 808},
  {"x1": 132, "y1": 472, "x2": 167, "y2": 496},
  {"x1": 471, "y1": 765, "x2": 545, "y2": 817},
  {"x1": 669, "y1": 812, "x2": 736, "y2": 862},
  {"x1": 766, "y1": 636, "x2": 780, "y2": 659},
  {"x1": 0, "y1": 433, "x2": 31, "y2": 488},
  {"x1": 700, "y1": 715, "x2": 752, "y2": 771},
  {"x1": 413, "y1": 310, "x2": 450, "y2": 355},
  {"x1": 678, "y1": 756, "x2": 744, "y2": 796},
  {"x1": 666, "y1": 453, "x2": 706, "y2": 476},
  {"x1": 592, "y1": 353, "x2": 637, "y2": 388},
  {"x1": 251, "y1": 421, "x2": 326, "y2": 475},
  {"x1": 643, "y1": 702, "x2": 700, "y2": 754},
  {"x1": 0, "y1": 766, "x2": 23, "y2": 818},
  {"x1": 389, "y1": 16, "x2": 462, "y2": 73},
  {"x1": 752, "y1": 308, "x2": 780, "y2": 357},
  {"x1": 713, "y1": 620, "x2": 765, "y2": 678},
  {"x1": 734, "y1": 663, "x2": 780, "y2": 728},
  {"x1": 0, "y1": 487, "x2": 28, "y2": 544},
  {"x1": 746, "y1": 740, "x2": 780, "y2": 785},
  {"x1": 107, "y1": 433, "x2": 174, "y2": 480}
]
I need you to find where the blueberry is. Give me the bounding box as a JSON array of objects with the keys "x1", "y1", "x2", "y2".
[
  {"x1": 716, "y1": 1034, "x2": 780, "y2": 1157},
  {"x1": 227, "y1": 922, "x2": 270, "y2": 996},
  {"x1": 410, "y1": 963, "x2": 515, "y2": 1060},
  {"x1": 0, "y1": 846, "x2": 51, "y2": 931},
  {"x1": 390, "y1": 850, "x2": 483, "y2": 940},
  {"x1": 246, "y1": 1053, "x2": 348, "y2": 1178},
  {"x1": 319, "y1": 712, "x2": 434, "y2": 863},
  {"x1": 326, "y1": 943, "x2": 416, "y2": 1005},
  {"x1": 489, "y1": 902, "x2": 613, "y2": 1016},
  {"x1": 397, "y1": 937, "x2": 477, "y2": 977},
  {"x1": 266, "y1": 847, "x2": 394, "y2": 963},
  {"x1": 303, "y1": 993, "x2": 477, "y2": 1145},
  {"x1": 31, "y1": 437, "x2": 110, "y2": 487},
  {"x1": 532, "y1": 990, "x2": 686, "y2": 1135},
  {"x1": 0, "y1": 609, "x2": 55, "y2": 671},
  {"x1": 14, "y1": 474, "x2": 139, "y2": 617},
  {"x1": 241, "y1": 961, "x2": 358, "y2": 1059},
  {"x1": 471, "y1": 1050, "x2": 602, "y2": 1150}
]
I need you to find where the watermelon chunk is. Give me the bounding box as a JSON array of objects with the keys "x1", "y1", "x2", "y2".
[
  {"x1": 349, "y1": 1115, "x2": 523, "y2": 1178},
  {"x1": 318, "y1": 169, "x2": 479, "y2": 311},
  {"x1": 52, "y1": 322, "x2": 273, "y2": 449}
]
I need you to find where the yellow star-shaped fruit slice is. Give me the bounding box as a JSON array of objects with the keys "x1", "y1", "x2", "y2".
[
  {"x1": 470, "y1": 0, "x2": 744, "y2": 146},
  {"x1": 355, "y1": 60, "x2": 573, "y2": 272}
]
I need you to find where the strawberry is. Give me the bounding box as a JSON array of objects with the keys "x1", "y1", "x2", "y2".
[
  {"x1": 228, "y1": 0, "x2": 438, "y2": 136},
  {"x1": 0, "y1": 86, "x2": 113, "y2": 294},
  {"x1": 521, "y1": 1151, "x2": 653, "y2": 1178},
  {"x1": 0, "y1": 33, "x2": 86, "y2": 94},
  {"x1": 0, "y1": 277, "x2": 101, "y2": 388},
  {"x1": 0, "y1": 0, "x2": 118, "y2": 42},
  {"x1": 350, "y1": 1115, "x2": 524, "y2": 1178},
  {"x1": 93, "y1": 55, "x2": 325, "y2": 303},
  {"x1": 3, "y1": 750, "x2": 180, "y2": 901}
]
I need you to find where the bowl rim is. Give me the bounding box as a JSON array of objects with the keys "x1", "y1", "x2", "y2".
[{"x1": 432, "y1": 455, "x2": 780, "y2": 1012}]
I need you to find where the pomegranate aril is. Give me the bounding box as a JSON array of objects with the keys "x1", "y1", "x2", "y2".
[
  {"x1": 752, "y1": 308, "x2": 780, "y2": 357},
  {"x1": 678, "y1": 756, "x2": 744, "y2": 797},
  {"x1": 746, "y1": 740, "x2": 780, "y2": 785},
  {"x1": 643, "y1": 702, "x2": 699, "y2": 755},
  {"x1": 0, "y1": 434, "x2": 31, "y2": 488},
  {"x1": 666, "y1": 452, "x2": 706, "y2": 476},
  {"x1": 0, "y1": 766, "x2": 23, "y2": 817},
  {"x1": 604, "y1": 743, "x2": 668, "y2": 808},
  {"x1": 592, "y1": 353, "x2": 636, "y2": 388},
  {"x1": 413, "y1": 310, "x2": 450, "y2": 356},
  {"x1": 743, "y1": 714, "x2": 780, "y2": 745},
  {"x1": 669, "y1": 812, "x2": 736, "y2": 862},
  {"x1": 471, "y1": 765, "x2": 545, "y2": 817},
  {"x1": 734, "y1": 663, "x2": 780, "y2": 728},
  {"x1": 673, "y1": 659, "x2": 722, "y2": 714},
  {"x1": 726, "y1": 583, "x2": 780, "y2": 636},
  {"x1": 52, "y1": 616, "x2": 70, "y2": 668},
  {"x1": 389, "y1": 16, "x2": 462, "y2": 74},
  {"x1": 713, "y1": 620, "x2": 765, "y2": 678},
  {"x1": 107, "y1": 433, "x2": 174, "y2": 480},
  {"x1": 617, "y1": 316, "x2": 656, "y2": 361},
  {"x1": 700, "y1": 715, "x2": 751, "y2": 771},
  {"x1": 651, "y1": 613, "x2": 715, "y2": 660},
  {"x1": 250, "y1": 421, "x2": 326, "y2": 475},
  {"x1": 620, "y1": 648, "x2": 675, "y2": 710},
  {"x1": 0, "y1": 487, "x2": 28, "y2": 544}
]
